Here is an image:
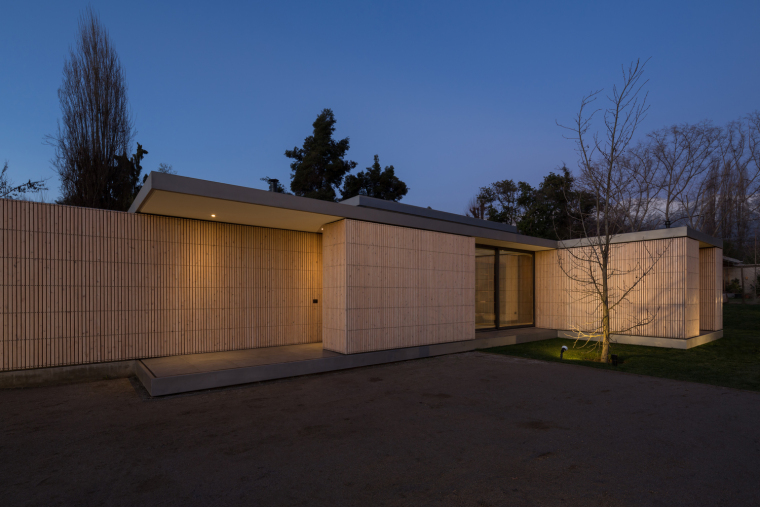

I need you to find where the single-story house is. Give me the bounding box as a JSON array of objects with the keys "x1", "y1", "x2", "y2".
[{"x1": 0, "y1": 172, "x2": 723, "y2": 392}]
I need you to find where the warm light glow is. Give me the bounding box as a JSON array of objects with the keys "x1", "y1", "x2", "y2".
[{"x1": 211, "y1": 214, "x2": 216, "y2": 218}]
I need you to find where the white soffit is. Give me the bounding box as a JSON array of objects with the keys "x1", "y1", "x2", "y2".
[
  {"x1": 138, "y1": 190, "x2": 342, "y2": 233},
  {"x1": 475, "y1": 237, "x2": 554, "y2": 252}
]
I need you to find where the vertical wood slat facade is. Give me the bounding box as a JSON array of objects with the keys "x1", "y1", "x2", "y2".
[
  {"x1": 322, "y1": 219, "x2": 475, "y2": 354},
  {"x1": 0, "y1": 198, "x2": 322, "y2": 372},
  {"x1": 699, "y1": 247, "x2": 723, "y2": 331},
  {"x1": 322, "y1": 220, "x2": 347, "y2": 353},
  {"x1": 535, "y1": 238, "x2": 715, "y2": 340}
]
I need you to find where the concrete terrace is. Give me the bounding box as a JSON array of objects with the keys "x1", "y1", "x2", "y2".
[{"x1": 136, "y1": 328, "x2": 555, "y2": 396}]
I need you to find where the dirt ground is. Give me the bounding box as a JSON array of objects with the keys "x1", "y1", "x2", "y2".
[{"x1": 2, "y1": 352, "x2": 759, "y2": 506}]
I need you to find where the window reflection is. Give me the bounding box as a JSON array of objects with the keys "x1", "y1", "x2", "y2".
[
  {"x1": 499, "y1": 250, "x2": 534, "y2": 327},
  {"x1": 475, "y1": 246, "x2": 534, "y2": 329},
  {"x1": 475, "y1": 247, "x2": 496, "y2": 329}
]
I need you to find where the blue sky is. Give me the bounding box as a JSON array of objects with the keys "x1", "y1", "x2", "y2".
[{"x1": 1, "y1": 0, "x2": 758, "y2": 212}]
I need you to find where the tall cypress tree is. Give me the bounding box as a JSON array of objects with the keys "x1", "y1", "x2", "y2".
[{"x1": 47, "y1": 7, "x2": 140, "y2": 210}]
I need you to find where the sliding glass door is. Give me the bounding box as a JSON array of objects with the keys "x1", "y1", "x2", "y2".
[{"x1": 475, "y1": 246, "x2": 534, "y2": 330}]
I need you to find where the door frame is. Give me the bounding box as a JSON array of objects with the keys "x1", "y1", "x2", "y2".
[{"x1": 474, "y1": 244, "x2": 535, "y2": 331}]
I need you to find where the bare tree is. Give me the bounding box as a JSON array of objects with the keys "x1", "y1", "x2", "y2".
[
  {"x1": 465, "y1": 195, "x2": 487, "y2": 219},
  {"x1": 45, "y1": 7, "x2": 138, "y2": 210},
  {"x1": 609, "y1": 140, "x2": 661, "y2": 231},
  {"x1": 557, "y1": 59, "x2": 671, "y2": 363},
  {"x1": 648, "y1": 121, "x2": 720, "y2": 228},
  {"x1": 157, "y1": 163, "x2": 176, "y2": 175},
  {"x1": 697, "y1": 116, "x2": 760, "y2": 257},
  {"x1": 0, "y1": 161, "x2": 47, "y2": 200}
]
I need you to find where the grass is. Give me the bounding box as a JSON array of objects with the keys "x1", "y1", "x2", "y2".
[{"x1": 481, "y1": 304, "x2": 760, "y2": 392}]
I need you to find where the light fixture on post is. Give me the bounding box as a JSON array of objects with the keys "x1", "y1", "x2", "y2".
[{"x1": 560, "y1": 345, "x2": 568, "y2": 360}]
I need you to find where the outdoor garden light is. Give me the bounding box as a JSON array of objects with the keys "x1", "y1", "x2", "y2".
[{"x1": 560, "y1": 346, "x2": 568, "y2": 359}]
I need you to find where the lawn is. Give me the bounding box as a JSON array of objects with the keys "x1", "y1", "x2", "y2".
[{"x1": 481, "y1": 304, "x2": 760, "y2": 391}]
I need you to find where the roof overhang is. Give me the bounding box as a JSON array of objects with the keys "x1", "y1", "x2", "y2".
[
  {"x1": 130, "y1": 173, "x2": 721, "y2": 251},
  {"x1": 129, "y1": 173, "x2": 557, "y2": 248},
  {"x1": 134, "y1": 188, "x2": 342, "y2": 233}
]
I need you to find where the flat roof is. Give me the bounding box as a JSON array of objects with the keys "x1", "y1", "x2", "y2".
[
  {"x1": 339, "y1": 195, "x2": 518, "y2": 234},
  {"x1": 558, "y1": 226, "x2": 722, "y2": 249},
  {"x1": 130, "y1": 173, "x2": 721, "y2": 250},
  {"x1": 129, "y1": 172, "x2": 556, "y2": 251}
]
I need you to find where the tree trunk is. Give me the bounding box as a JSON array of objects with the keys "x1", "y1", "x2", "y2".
[
  {"x1": 601, "y1": 258, "x2": 611, "y2": 363},
  {"x1": 601, "y1": 302, "x2": 611, "y2": 363}
]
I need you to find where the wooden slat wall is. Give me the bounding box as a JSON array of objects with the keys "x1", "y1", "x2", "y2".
[
  {"x1": 322, "y1": 220, "x2": 347, "y2": 353},
  {"x1": 322, "y1": 219, "x2": 475, "y2": 354},
  {"x1": 535, "y1": 237, "x2": 707, "y2": 339},
  {"x1": 685, "y1": 239, "x2": 701, "y2": 337},
  {"x1": 0, "y1": 198, "x2": 322, "y2": 372},
  {"x1": 699, "y1": 247, "x2": 723, "y2": 331}
]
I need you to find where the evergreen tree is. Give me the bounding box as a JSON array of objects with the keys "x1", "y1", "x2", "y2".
[
  {"x1": 111, "y1": 143, "x2": 148, "y2": 211},
  {"x1": 285, "y1": 109, "x2": 356, "y2": 201},
  {"x1": 517, "y1": 166, "x2": 595, "y2": 240},
  {"x1": 260, "y1": 177, "x2": 288, "y2": 193},
  {"x1": 341, "y1": 155, "x2": 408, "y2": 201}
]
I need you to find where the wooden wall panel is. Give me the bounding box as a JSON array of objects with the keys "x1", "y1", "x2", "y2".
[
  {"x1": 0, "y1": 198, "x2": 322, "y2": 371},
  {"x1": 321, "y1": 220, "x2": 347, "y2": 354},
  {"x1": 699, "y1": 247, "x2": 723, "y2": 331},
  {"x1": 535, "y1": 237, "x2": 709, "y2": 340},
  {"x1": 322, "y1": 219, "x2": 475, "y2": 354}
]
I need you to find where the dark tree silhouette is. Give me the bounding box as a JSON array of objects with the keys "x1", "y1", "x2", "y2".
[
  {"x1": 517, "y1": 167, "x2": 595, "y2": 240},
  {"x1": 111, "y1": 143, "x2": 148, "y2": 210},
  {"x1": 286, "y1": 109, "x2": 356, "y2": 201},
  {"x1": 0, "y1": 161, "x2": 47, "y2": 200},
  {"x1": 341, "y1": 155, "x2": 408, "y2": 201},
  {"x1": 46, "y1": 7, "x2": 141, "y2": 210},
  {"x1": 260, "y1": 177, "x2": 288, "y2": 193}
]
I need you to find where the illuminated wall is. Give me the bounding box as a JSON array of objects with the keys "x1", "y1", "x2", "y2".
[{"x1": 0, "y1": 199, "x2": 322, "y2": 371}]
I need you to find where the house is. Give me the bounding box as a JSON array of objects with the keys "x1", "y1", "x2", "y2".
[
  {"x1": 723, "y1": 256, "x2": 759, "y2": 300},
  {"x1": 0, "y1": 172, "x2": 723, "y2": 394}
]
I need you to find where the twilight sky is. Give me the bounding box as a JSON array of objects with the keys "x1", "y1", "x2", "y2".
[{"x1": 1, "y1": 0, "x2": 758, "y2": 213}]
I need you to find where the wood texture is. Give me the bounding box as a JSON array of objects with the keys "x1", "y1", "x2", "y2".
[
  {"x1": 699, "y1": 247, "x2": 723, "y2": 331},
  {"x1": 322, "y1": 220, "x2": 347, "y2": 353},
  {"x1": 0, "y1": 198, "x2": 322, "y2": 371},
  {"x1": 535, "y1": 237, "x2": 708, "y2": 339},
  {"x1": 322, "y1": 219, "x2": 474, "y2": 354}
]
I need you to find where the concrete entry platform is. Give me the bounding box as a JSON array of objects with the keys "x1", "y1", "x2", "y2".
[{"x1": 136, "y1": 328, "x2": 556, "y2": 396}]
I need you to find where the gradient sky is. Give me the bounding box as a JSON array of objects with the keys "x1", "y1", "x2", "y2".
[{"x1": 1, "y1": 0, "x2": 758, "y2": 213}]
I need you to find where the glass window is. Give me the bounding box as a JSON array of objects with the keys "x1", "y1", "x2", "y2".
[
  {"x1": 475, "y1": 247, "x2": 496, "y2": 329},
  {"x1": 498, "y1": 249, "x2": 534, "y2": 327},
  {"x1": 475, "y1": 246, "x2": 534, "y2": 330}
]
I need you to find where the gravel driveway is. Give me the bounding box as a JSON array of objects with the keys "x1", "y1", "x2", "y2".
[{"x1": 2, "y1": 352, "x2": 759, "y2": 506}]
